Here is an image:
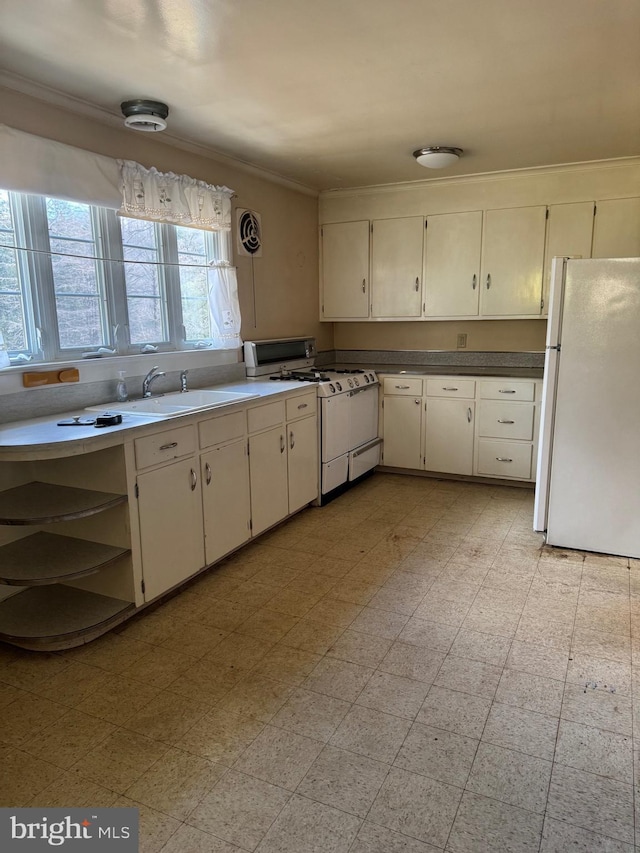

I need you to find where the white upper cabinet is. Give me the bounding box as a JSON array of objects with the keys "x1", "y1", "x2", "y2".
[
  {"x1": 424, "y1": 211, "x2": 482, "y2": 317},
  {"x1": 542, "y1": 202, "x2": 595, "y2": 315},
  {"x1": 592, "y1": 198, "x2": 640, "y2": 258},
  {"x1": 371, "y1": 217, "x2": 424, "y2": 318},
  {"x1": 480, "y1": 206, "x2": 547, "y2": 316},
  {"x1": 320, "y1": 220, "x2": 370, "y2": 319}
]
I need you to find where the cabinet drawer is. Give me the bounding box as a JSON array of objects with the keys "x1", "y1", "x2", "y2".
[
  {"x1": 135, "y1": 425, "x2": 196, "y2": 470},
  {"x1": 478, "y1": 401, "x2": 534, "y2": 440},
  {"x1": 478, "y1": 380, "x2": 535, "y2": 401},
  {"x1": 383, "y1": 377, "x2": 423, "y2": 396},
  {"x1": 477, "y1": 439, "x2": 533, "y2": 479},
  {"x1": 247, "y1": 400, "x2": 285, "y2": 433},
  {"x1": 426, "y1": 378, "x2": 475, "y2": 398},
  {"x1": 199, "y1": 410, "x2": 245, "y2": 449},
  {"x1": 286, "y1": 391, "x2": 317, "y2": 422}
]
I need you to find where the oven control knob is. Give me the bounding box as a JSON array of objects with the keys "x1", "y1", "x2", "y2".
[
  {"x1": 336, "y1": 382, "x2": 342, "y2": 391},
  {"x1": 329, "y1": 383, "x2": 335, "y2": 393},
  {"x1": 348, "y1": 378, "x2": 354, "y2": 388},
  {"x1": 354, "y1": 377, "x2": 360, "y2": 386},
  {"x1": 369, "y1": 373, "x2": 375, "y2": 382},
  {"x1": 364, "y1": 375, "x2": 369, "y2": 383}
]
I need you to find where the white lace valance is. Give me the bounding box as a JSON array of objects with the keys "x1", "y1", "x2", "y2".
[{"x1": 118, "y1": 160, "x2": 234, "y2": 231}]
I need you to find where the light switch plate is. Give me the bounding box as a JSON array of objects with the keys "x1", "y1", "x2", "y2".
[{"x1": 456, "y1": 333, "x2": 467, "y2": 349}]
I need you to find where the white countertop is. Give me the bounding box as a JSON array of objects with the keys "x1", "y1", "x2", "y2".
[{"x1": 0, "y1": 378, "x2": 310, "y2": 460}]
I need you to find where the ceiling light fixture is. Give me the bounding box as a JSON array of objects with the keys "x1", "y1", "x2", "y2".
[
  {"x1": 121, "y1": 99, "x2": 169, "y2": 132},
  {"x1": 413, "y1": 146, "x2": 463, "y2": 169}
]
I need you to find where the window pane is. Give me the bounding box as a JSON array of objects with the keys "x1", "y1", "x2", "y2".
[
  {"x1": 55, "y1": 296, "x2": 103, "y2": 348},
  {"x1": 0, "y1": 193, "x2": 13, "y2": 231},
  {"x1": 176, "y1": 225, "x2": 211, "y2": 340},
  {"x1": 120, "y1": 217, "x2": 157, "y2": 249},
  {"x1": 46, "y1": 198, "x2": 94, "y2": 240},
  {"x1": 127, "y1": 297, "x2": 164, "y2": 343},
  {"x1": 0, "y1": 294, "x2": 27, "y2": 350},
  {"x1": 51, "y1": 253, "x2": 100, "y2": 295},
  {"x1": 0, "y1": 192, "x2": 30, "y2": 352}
]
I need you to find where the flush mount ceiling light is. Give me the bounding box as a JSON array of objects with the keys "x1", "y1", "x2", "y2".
[
  {"x1": 413, "y1": 146, "x2": 463, "y2": 169},
  {"x1": 121, "y1": 99, "x2": 169, "y2": 132}
]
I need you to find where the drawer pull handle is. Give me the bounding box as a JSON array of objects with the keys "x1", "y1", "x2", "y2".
[
  {"x1": 415, "y1": 277, "x2": 420, "y2": 291},
  {"x1": 467, "y1": 407, "x2": 472, "y2": 423},
  {"x1": 395, "y1": 384, "x2": 410, "y2": 389},
  {"x1": 362, "y1": 278, "x2": 366, "y2": 293},
  {"x1": 486, "y1": 274, "x2": 491, "y2": 289},
  {"x1": 190, "y1": 468, "x2": 197, "y2": 490},
  {"x1": 205, "y1": 462, "x2": 212, "y2": 485},
  {"x1": 290, "y1": 430, "x2": 295, "y2": 449},
  {"x1": 415, "y1": 399, "x2": 421, "y2": 405},
  {"x1": 280, "y1": 434, "x2": 285, "y2": 453},
  {"x1": 497, "y1": 419, "x2": 515, "y2": 424},
  {"x1": 472, "y1": 274, "x2": 477, "y2": 290},
  {"x1": 160, "y1": 441, "x2": 178, "y2": 450},
  {"x1": 496, "y1": 457, "x2": 513, "y2": 463},
  {"x1": 297, "y1": 403, "x2": 308, "y2": 410},
  {"x1": 442, "y1": 387, "x2": 458, "y2": 391},
  {"x1": 498, "y1": 389, "x2": 516, "y2": 394}
]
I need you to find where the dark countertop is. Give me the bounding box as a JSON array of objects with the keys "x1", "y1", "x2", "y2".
[{"x1": 330, "y1": 363, "x2": 544, "y2": 379}]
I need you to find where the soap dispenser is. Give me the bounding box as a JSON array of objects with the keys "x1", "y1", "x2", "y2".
[{"x1": 116, "y1": 370, "x2": 128, "y2": 402}]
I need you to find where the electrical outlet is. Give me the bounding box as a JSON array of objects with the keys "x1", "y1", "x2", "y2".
[{"x1": 456, "y1": 333, "x2": 467, "y2": 349}]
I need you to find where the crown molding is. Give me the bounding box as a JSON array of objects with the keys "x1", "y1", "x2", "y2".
[
  {"x1": 0, "y1": 71, "x2": 319, "y2": 198},
  {"x1": 320, "y1": 156, "x2": 640, "y2": 199}
]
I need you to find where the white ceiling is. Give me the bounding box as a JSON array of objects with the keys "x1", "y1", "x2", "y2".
[{"x1": 1, "y1": 0, "x2": 639, "y2": 191}]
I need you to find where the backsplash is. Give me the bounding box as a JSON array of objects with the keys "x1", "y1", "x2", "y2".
[{"x1": 331, "y1": 349, "x2": 545, "y2": 368}]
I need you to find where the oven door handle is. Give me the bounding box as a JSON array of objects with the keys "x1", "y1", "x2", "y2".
[
  {"x1": 351, "y1": 437, "x2": 383, "y2": 458},
  {"x1": 349, "y1": 385, "x2": 378, "y2": 396}
]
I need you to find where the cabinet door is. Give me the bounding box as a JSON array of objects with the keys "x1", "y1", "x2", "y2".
[
  {"x1": 543, "y1": 202, "x2": 595, "y2": 314},
  {"x1": 425, "y1": 399, "x2": 475, "y2": 476},
  {"x1": 137, "y1": 458, "x2": 204, "y2": 601},
  {"x1": 382, "y1": 395, "x2": 423, "y2": 469},
  {"x1": 371, "y1": 217, "x2": 423, "y2": 317},
  {"x1": 480, "y1": 206, "x2": 546, "y2": 316},
  {"x1": 201, "y1": 440, "x2": 251, "y2": 565},
  {"x1": 249, "y1": 426, "x2": 289, "y2": 535},
  {"x1": 592, "y1": 198, "x2": 640, "y2": 258},
  {"x1": 321, "y1": 221, "x2": 370, "y2": 319},
  {"x1": 424, "y1": 211, "x2": 482, "y2": 317},
  {"x1": 287, "y1": 415, "x2": 318, "y2": 513}
]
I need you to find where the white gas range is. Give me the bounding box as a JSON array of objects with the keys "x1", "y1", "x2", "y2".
[{"x1": 244, "y1": 338, "x2": 381, "y2": 503}]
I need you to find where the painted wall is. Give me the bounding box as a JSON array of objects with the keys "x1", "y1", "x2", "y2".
[{"x1": 0, "y1": 86, "x2": 332, "y2": 352}]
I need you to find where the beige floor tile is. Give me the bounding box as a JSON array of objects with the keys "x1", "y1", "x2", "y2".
[
  {"x1": 554, "y1": 720, "x2": 633, "y2": 783},
  {"x1": 303, "y1": 657, "x2": 373, "y2": 702},
  {"x1": 434, "y1": 656, "x2": 502, "y2": 700},
  {"x1": 22, "y1": 708, "x2": 115, "y2": 769},
  {"x1": 416, "y1": 686, "x2": 491, "y2": 739},
  {"x1": 561, "y1": 682, "x2": 633, "y2": 736},
  {"x1": 193, "y1": 597, "x2": 259, "y2": 631},
  {"x1": 574, "y1": 604, "x2": 630, "y2": 635},
  {"x1": 76, "y1": 674, "x2": 161, "y2": 725},
  {"x1": 72, "y1": 728, "x2": 169, "y2": 793},
  {"x1": 35, "y1": 661, "x2": 111, "y2": 707},
  {"x1": 378, "y1": 641, "x2": 445, "y2": 683},
  {"x1": 116, "y1": 610, "x2": 183, "y2": 646},
  {"x1": 325, "y1": 579, "x2": 379, "y2": 606},
  {"x1": 114, "y1": 796, "x2": 181, "y2": 853},
  {"x1": 450, "y1": 629, "x2": 512, "y2": 667},
  {"x1": 398, "y1": 617, "x2": 458, "y2": 653},
  {"x1": 270, "y1": 688, "x2": 350, "y2": 742},
  {"x1": 505, "y1": 640, "x2": 569, "y2": 681},
  {"x1": 325, "y1": 629, "x2": 392, "y2": 668},
  {"x1": 124, "y1": 647, "x2": 200, "y2": 690},
  {"x1": 368, "y1": 766, "x2": 461, "y2": 848},
  {"x1": 188, "y1": 769, "x2": 290, "y2": 850},
  {"x1": 546, "y1": 762, "x2": 634, "y2": 845},
  {"x1": 356, "y1": 670, "x2": 429, "y2": 719},
  {"x1": 0, "y1": 691, "x2": 68, "y2": 747},
  {"x1": 466, "y1": 742, "x2": 552, "y2": 814},
  {"x1": 158, "y1": 621, "x2": 229, "y2": 659},
  {"x1": 222, "y1": 580, "x2": 280, "y2": 609},
  {"x1": 0, "y1": 681, "x2": 24, "y2": 710},
  {"x1": 330, "y1": 705, "x2": 411, "y2": 764},
  {"x1": 297, "y1": 744, "x2": 389, "y2": 817},
  {"x1": 254, "y1": 644, "x2": 322, "y2": 685},
  {"x1": 495, "y1": 669, "x2": 564, "y2": 717},
  {"x1": 351, "y1": 821, "x2": 440, "y2": 853},
  {"x1": 572, "y1": 627, "x2": 631, "y2": 663},
  {"x1": 414, "y1": 597, "x2": 470, "y2": 628},
  {"x1": 395, "y1": 721, "x2": 477, "y2": 787},
  {"x1": 28, "y1": 769, "x2": 119, "y2": 807},
  {"x1": 69, "y1": 632, "x2": 153, "y2": 674},
  {"x1": 566, "y1": 652, "x2": 632, "y2": 695},
  {"x1": 0, "y1": 652, "x2": 71, "y2": 691},
  {"x1": 447, "y1": 790, "x2": 544, "y2": 853},
  {"x1": 159, "y1": 823, "x2": 242, "y2": 852},
  {"x1": 0, "y1": 745, "x2": 63, "y2": 806},
  {"x1": 287, "y1": 574, "x2": 338, "y2": 596},
  {"x1": 216, "y1": 674, "x2": 294, "y2": 722},
  {"x1": 233, "y1": 724, "x2": 323, "y2": 790},
  {"x1": 266, "y1": 587, "x2": 324, "y2": 617},
  {"x1": 235, "y1": 608, "x2": 300, "y2": 643},
  {"x1": 125, "y1": 746, "x2": 225, "y2": 819},
  {"x1": 124, "y1": 691, "x2": 210, "y2": 744},
  {"x1": 177, "y1": 708, "x2": 264, "y2": 765},
  {"x1": 166, "y1": 659, "x2": 239, "y2": 706},
  {"x1": 257, "y1": 793, "x2": 361, "y2": 853},
  {"x1": 367, "y1": 587, "x2": 425, "y2": 616},
  {"x1": 540, "y1": 816, "x2": 634, "y2": 853},
  {"x1": 514, "y1": 616, "x2": 573, "y2": 652},
  {"x1": 461, "y1": 603, "x2": 521, "y2": 638},
  {"x1": 281, "y1": 617, "x2": 345, "y2": 655},
  {"x1": 204, "y1": 632, "x2": 273, "y2": 673},
  {"x1": 482, "y1": 702, "x2": 558, "y2": 760},
  {"x1": 305, "y1": 598, "x2": 364, "y2": 628},
  {"x1": 349, "y1": 606, "x2": 410, "y2": 640}
]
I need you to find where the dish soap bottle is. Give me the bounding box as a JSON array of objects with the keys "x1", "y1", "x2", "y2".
[{"x1": 116, "y1": 370, "x2": 128, "y2": 402}]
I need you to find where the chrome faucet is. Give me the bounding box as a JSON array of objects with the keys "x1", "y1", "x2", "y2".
[
  {"x1": 142, "y1": 365, "x2": 166, "y2": 398},
  {"x1": 180, "y1": 369, "x2": 189, "y2": 393}
]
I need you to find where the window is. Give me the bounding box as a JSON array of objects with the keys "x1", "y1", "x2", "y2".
[{"x1": 0, "y1": 189, "x2": 230, "y2": 363}]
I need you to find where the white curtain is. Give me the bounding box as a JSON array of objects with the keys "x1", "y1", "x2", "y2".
[
  {"x1": 118, "y1": 160, "x2": 234, "y2": 231},
  {"x1": 208, "y1": 262, "x2": 242, "y2": 349}
]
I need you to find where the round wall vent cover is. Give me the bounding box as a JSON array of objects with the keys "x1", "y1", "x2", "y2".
[{"x1": 237, "y1": 209, "x2": 262, "y2": 257}]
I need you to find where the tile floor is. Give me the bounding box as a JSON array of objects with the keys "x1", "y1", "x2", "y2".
[{"x1": 1, "y1": 472, "x2": 640, "y2": 852}]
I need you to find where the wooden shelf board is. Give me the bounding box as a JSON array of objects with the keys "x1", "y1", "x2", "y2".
[
  {"x1": 0, "y1": 482, "x2": 127, "y2": 525},
  {"x1": 0, "y1": 532, "x2": 130, "y2": 586},
  {"x1": 0, "y1": 585, "x2": 134, "y2": 650}
]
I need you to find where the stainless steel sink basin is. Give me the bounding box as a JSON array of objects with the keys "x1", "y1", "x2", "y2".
[{"x1": 87, "y1": 389, "x2": 259, "y2": 418}]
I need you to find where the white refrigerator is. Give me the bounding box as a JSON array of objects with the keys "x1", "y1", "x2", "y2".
[{"x1": 534, "y1": 257, "x2": 640, "y2": 559}]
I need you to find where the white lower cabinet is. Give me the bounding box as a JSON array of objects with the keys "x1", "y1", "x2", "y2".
[
  {"x1": 426, "y1": 398, "x2": 474, "y2": 475},
  {"x1": 382, "y1": 394, "x2": 423, "y2": 470},
  {"x1": 249, "y1": 425, "x2": 290, "y2": 537},
  {"x1": 287, "y1": 414, "x2": 318, "y2": 513},
  {"x1": 137, "y1": 457, "x2": 205, "y2": 601},
  {"x1": 201, "y1": 439, "x2": 251, "y2": 565}
]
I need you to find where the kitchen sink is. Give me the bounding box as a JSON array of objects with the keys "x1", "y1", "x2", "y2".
[{"x1": 87, "y1": 389, "x2": 259, "y2": 418}]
